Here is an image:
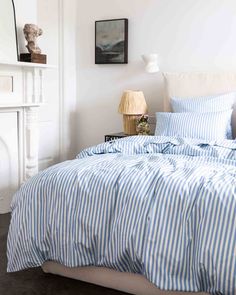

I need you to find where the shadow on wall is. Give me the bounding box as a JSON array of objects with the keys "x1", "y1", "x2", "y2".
[
  {"x1": 76, "y1": 105, "x2": 122, "y2": 152},
  {"x1": 67, "y1": 110, "x2": 79, "y2": 160}
]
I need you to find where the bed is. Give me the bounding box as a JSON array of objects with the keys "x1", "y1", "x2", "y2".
[{"x1": 7, "y1": 72, "x2": 236, "y2": 295}]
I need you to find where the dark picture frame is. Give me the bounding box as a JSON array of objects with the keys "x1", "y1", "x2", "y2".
[{"x1": 95, "y1": 18, "x2": 128, "y2": 64}]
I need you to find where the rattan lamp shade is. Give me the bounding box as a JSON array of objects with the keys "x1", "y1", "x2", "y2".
[{"x1": 118, "y1": 90, "x2": 148, "y2": 135}]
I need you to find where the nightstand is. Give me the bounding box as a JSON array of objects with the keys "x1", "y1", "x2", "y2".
[
  {"x1": 104, "y1": 132, "x2": 130, "y2": 142},
  {"x1": 104, "y1": 132, "x2": 154, "y2": 142}
]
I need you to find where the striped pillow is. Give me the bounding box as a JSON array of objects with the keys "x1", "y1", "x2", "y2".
[
  {"x1": 170, "y1": 92, "x2": 236, "y2": 139},
  {"x1": 171, "y1": 92, "x2": 235, "y2": 113},
  {"x1": 155, "y1": 110, "x2": 233, "y2": 141}
]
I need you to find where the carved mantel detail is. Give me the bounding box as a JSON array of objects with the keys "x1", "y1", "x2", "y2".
[
  {"x1": 25, "y1": 106, "x2": 39, "y2": 180},
  {"x1": 23, "y1": 68, "x2": 44, "y2": 104}
]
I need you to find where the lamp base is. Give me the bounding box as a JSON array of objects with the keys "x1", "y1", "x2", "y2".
[{"x1": 123, "y1": 115, "x2": 140, "y2": 135}]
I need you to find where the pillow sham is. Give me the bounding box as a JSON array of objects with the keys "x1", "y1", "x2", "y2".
[
  {"x1": 170, "y1": 92, "x2": 235, "y2": 139},
  {"x1": 170, "y1": 92, "x2": 235, "y2": 113},
  {"x1": 155, "y1": 110, "x2": 232, "y2": 141}
]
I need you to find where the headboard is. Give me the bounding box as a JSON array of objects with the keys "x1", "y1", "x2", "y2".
[{"x1": 162, "y1": 72, "x2": 236, "y2": 138}]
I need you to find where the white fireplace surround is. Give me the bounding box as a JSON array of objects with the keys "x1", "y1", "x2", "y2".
[
  {"x1": 0, "y1": 0, "x2": 77, "y2": 214},
  {"x1": 0, "y1": 62, "x2": 54, "y2": 214}
]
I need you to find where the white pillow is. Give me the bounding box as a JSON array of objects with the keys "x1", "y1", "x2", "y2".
[{"x1": 155, "y1": 110, "x2": 232, "y2": 141}]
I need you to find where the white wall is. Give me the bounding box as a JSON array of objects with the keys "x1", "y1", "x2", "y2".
[
  {"x1": 57, "y1": 0, "x2": 77, "y2": 160},
  {"x1": 76, "y1": 0, "x2": 236, "y2": 151},
  {"x1": 14, "y1": 0, "x2": 37, "y2": 53},
  {"x1": 37, "y1": 0, "x2": 61, "y2": 168},
  {"x1": 13, "y1": 0, "x2": 236, "y2": 157},
  {"x1": 14, "y1": 0, "x2": 60, "y2": 168},
  {"x1": 14, "y1": 0, "x2": 78, "y2": 166},
  {"x1": 37, "y1": 0, "x2": 77, "y2": 162}
]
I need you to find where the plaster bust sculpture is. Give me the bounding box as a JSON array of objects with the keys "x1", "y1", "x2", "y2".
[{"x1": 23, "y1": 24, "x2": 43, "y2": 54}]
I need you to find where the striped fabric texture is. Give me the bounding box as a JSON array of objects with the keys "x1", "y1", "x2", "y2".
[
  {"x1": 171, "y1": 92, "x2": 236, "y2": 113},
  {"x1": 170, "y1": 92, "x2": 236, "y2": 139},
  {"x1": 7, "y1": 136, "x2": 236, "y2": 294},
  {"x1": 155, "y1": 110, "x2": 232, "y2": 140}
]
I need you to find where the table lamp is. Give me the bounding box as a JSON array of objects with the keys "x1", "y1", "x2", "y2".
[{"x1": 118, "y1": 90, "x2": 148, "y2": 135}]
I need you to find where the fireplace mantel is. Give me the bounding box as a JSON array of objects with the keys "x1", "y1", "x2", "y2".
[
  {"x1": 0, "y1": 60, "x2": 56, "y2": 69},
  {"x1": 0, "y1": 62, "x2": 53, "y2": 213}
]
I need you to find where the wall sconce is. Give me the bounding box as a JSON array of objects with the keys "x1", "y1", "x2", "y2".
[{"x1": 142, "y1": 54, "x2": 159, "y2": 73}]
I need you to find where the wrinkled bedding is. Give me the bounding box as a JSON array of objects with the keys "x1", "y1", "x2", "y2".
[{"x1": 7, "y1": 136, "x2": 236, "y2": 294}]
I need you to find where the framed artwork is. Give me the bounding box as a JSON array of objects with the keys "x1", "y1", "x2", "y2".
[{"x1": 95, "y1": 18, "x2": 128, "y2": 64}]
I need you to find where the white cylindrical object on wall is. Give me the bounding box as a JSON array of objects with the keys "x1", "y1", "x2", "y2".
[{"x1": 142, "y1": 54, "x2": 160, "y2": 73}]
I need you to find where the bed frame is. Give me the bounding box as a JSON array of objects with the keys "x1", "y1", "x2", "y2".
[
  {"x1": 42, "y1": 72, "x2": 236, "y2": 294},
  {"x1": 42, "y1": 262, "x2": 207, "y2": 295}
]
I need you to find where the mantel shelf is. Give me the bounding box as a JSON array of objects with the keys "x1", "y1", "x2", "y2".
[
  {"x1": 0, "y1": 103, "x2": 46, "y2": 109},
  {"x1": 0, "y1": 60, "x2": 57, "y2": 69}
]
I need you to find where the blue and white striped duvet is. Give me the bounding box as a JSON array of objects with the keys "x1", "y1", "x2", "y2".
[{"x1": 7, "y1": 136, "x2": 236, "y2": 294}]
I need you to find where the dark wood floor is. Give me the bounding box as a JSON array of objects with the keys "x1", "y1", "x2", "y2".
[{"x1": 0, "y1": 213, "x2": 127, "y2": 295}]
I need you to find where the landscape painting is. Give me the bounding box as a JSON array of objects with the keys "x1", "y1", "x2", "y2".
[{"x1": 95, "y1": 18, "x2": 128, "y2": 64}]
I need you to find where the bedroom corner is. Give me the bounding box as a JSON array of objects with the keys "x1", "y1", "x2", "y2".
[{"x1": 0, "y1": 1, "x2": 235, "y2": 295}]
